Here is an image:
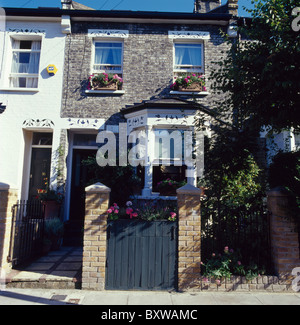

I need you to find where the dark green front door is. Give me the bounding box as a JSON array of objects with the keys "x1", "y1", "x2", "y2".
[
  {"x1": 28, "y1": 148, "x2": 52, "y2": 200},
  {"x1": 69, "y1": 149, "x2": 97, "y2": 222}
]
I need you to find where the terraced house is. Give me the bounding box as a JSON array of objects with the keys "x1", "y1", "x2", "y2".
[
  {"x1": 0, "y1": 0, "x2": 238, "y2": 258},
  {"x1": 59, "y1": 0, "x2": 239, "y2": 237},
  {"x1": 0, "y1": 0, "x2": 241, "y2": 288}
]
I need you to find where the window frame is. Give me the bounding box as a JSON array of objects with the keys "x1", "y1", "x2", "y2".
[
  {"x1": 9, "y1": 37, "x2": 42, "y2": 90},
  {"x1": 91, "y1": 39, "x2": 124, "y2": 75},
  {"x1": 173, "y1": 40, "x2": 204, "y2": 75}
]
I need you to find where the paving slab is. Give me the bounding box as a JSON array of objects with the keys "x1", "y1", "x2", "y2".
[
  {"x1": 55, "y1": 262, "x2": 82, "y2": 271},
  {"x1": 82, "y1": 290, "x2": 129, "y2": 305},
  {"x1": 64, "y1": 256, "x2": 83, "y2": 262},
  {"x1": 10, "y1": 271, "x2": 42, "y2": 281},
  {"x1": 211, "y1": 292, "x2": 263, "y2": 305},
  {"x1": 171, "y1": 292, "x2": 217, "y2": 305},
  {"x1": 127, "y1": 291, "x2": 173, "y2": 305},
  {"x1": 253, "y1": 293, "x2": 300, "y2": 305},
  {"x1": 24, "y1": 263, "x2": 55, "y2": 271},
  {"x1": 45, "y1": 271, "x2": 78, "y2": 281}
]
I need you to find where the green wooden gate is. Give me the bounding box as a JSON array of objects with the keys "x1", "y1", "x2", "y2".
[{"x1": 106, "y1": 220, "x2": 177, "y2": 291}]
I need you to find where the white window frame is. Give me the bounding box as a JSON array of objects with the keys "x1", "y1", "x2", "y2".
[
  {"x1": 91, "y1": 40, "x2": 124, "y2": 75},
  {"x1": 9, "y1": 36, "x2": 42, "y2": 90},
  {"x1": 173, "y1": 40, "x2": 204, "y2": 74}
]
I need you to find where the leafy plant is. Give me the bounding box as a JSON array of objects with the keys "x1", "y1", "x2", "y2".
[
  {"x1": 171, "y1": 74, "x2": 206, "y2": 90},
  {"x1": 106, "y1": 200, "x2": 177, "y2": 222},
  {"x1": 44, "y1": 217, "x2": 64, "y2": 250},
  {"x1": 157, "y1": 179, "x2": 186, "y2": 194},
  {"x1": 201, "y1": 246, "x2": 265, "y2": 281},
  {"x1": 209, "y1": 0, "x2": 300, "y2": 133},
  {"x1": 37, "y1": 189, "x2": 64, "y2": 204},
  {"x1": 88, "y1": 73, "x2": 123, "y2": 89}
]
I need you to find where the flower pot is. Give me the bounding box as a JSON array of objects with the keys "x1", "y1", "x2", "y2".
[
  {"x1": 159, "y1": 188, "x2": 177, "y2": 196},
  {"x1": 43, "y1": 200, "x2": 61, "y2": 219},
  {"x1": 178, "y1": 83, "x2": 202, "y2": 92},
  {"x1": 42, "y1": 239, "x2": 52, "y2": 255},
  {"x1": 92, "y1": 81, "x2": 118, "y2": 91}
]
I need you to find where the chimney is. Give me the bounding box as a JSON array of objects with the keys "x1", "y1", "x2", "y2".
[
  {"x1": 227, "y1": 0, "x2": 238, "y2": 16},
  {"x1": 61, "y1": 0, "x2": 72, "y2": 9},
  {"x1": 194, "y1": 0, "x2": 221, "y2": 14}
]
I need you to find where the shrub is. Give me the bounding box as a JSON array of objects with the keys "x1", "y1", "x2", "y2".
[{"x1": 201, "y1": 246, "x2": 266, "y2": 281}]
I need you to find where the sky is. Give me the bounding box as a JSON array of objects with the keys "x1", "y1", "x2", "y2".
[{"x1": 0, "y1": 0, "x2": 254, "y2": 16}]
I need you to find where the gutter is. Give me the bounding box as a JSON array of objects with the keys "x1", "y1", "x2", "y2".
[{"x1": 3, "y1": 7, "x2": 232, "y2": 24}]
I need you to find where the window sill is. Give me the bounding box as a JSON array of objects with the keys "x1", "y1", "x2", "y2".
[
  {"x1": 85, "y1": 90, "x2": 125, "y2": 95},
  {"x1": 170, "y1": 91, "x2": 209, "y2": 96},
  {"x1": 0, "y1": 88, "x2": 39, "y2": 92}
]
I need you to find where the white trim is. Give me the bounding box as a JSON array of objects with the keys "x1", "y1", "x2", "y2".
[
  {"x1": 170, "y1": 91, "x2": 209, "y2": 95},
  {"x1": 168, "y1": 31, "x2": 210, "y2": 39},
  {"x1": 0, "y1": 87, "x2": 39, "y2": 92},
  {"x1": 90, "y1": 39, "x2": 124, "y2": 77},
  {"x1": 88, "y1": 29, "x2": 129, "y2": 38},
  {"x1": 85, "y1": 90, "x2": 125, "y2": 95}
]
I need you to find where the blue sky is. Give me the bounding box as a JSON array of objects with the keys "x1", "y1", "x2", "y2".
[{"x1": 0, "y1": 0, "x2": 254, "y2": 16}]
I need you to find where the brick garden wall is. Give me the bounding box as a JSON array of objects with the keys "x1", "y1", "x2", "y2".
[
  {"x1": 82, "y1": 183, "x2": 300, "y2": 292},
  {"x1": 0, "y1": 183, "x2": 18, "y2": 270}
]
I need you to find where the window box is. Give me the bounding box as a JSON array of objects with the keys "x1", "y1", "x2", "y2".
[
  {"x1": 88, "y1": 73, "x2": 123, "y2": 92},
  {"x1": 92, "y1": 80, "x2": 118, "y2": 91},
  {"x1": 178, "y1": 83, "x2": 203, "y2": 92},
  {"x1": 85, "y1": 89, "x2": 125, "y2": 95},
  {"x1": 170, "y1": 74, "x2": 206, "y2": 94}
]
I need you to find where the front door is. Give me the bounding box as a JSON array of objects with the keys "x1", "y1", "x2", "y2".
[
  {"x1": 69, "y1": 149, "x2": 97, "y2": 223},
  {"x1": 28, "y1": 148, "x2": 52, "y2": 200}
]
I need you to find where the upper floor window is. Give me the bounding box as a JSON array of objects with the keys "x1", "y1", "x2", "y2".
[
  {"x1": 10, "y1": 39, "x2": 41, "y2": 89},
  {"x1": 174, "y1": 43, "x2": 203, "y2": 74},
  {"x1": 93, "y1": 41, "x2": 123, "y2": 74}
]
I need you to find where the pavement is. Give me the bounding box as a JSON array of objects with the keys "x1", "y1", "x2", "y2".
[
  {"x1": 1, "y1": 246, "x2": 300, "y2": 305},
  {"x1": 0, "y1": 288, "x2": 300, "y2": 305}
]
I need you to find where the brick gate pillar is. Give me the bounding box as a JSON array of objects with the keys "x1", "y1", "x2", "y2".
[
  {"x1": 82, "y1": 182, "x2": 111, "y2": 290},
  {"x1": 177, "y1": 184, "x2": 202, "y2": 291},
  {"x1": 267, "y1": 187, "x2": 300, "y2": 280},
  {"x1": 0, "y1": 183, "x2": 18, "y2": 270}
]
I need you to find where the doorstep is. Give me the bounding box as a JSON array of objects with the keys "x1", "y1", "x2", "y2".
[{"x1": 4, "y1": 246, "x2": 83, "y2": 289}]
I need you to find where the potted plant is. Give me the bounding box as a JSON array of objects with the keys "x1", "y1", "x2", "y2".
[
  {"x1": 37, "y1": 188, "x2": 64, "y2": 219},
  {"x1": 44, "y1": 217, "x2": 64, "y2": 251},
  {"x1": 42, "y1": 238, "x2": 52, "y2": 255},
  {"x1": 170, "y1": 74, "x2": 206, "y2": 92},
  {"x1": 88, "y1": 73, "x2": 123, "y2": 91},
  {"x1": 157, "y1": 179, "x2": 186, "y2": 196}
]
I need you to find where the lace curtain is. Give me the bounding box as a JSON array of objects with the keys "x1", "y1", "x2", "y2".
[{"x1": 11, "y1": 40, "x2": 41, "y2": 88}]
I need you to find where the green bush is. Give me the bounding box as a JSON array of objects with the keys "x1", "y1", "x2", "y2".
[
  {"x1": 268, "y1": 150, "x2": 300, "y2": 207},
  {"x1": 201, "y1": 246, "x2": 266, "y2": 281}
]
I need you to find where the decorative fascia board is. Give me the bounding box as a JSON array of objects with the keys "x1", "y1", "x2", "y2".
[
  {"x1": 7, "y1": 28, "x2": 46, "y2": 35},
  {"x1": 66, "y1": 118, "x2": 105, "y2": 130},
  {"x1": 88, "y1": 29, "x2": 129, "y2": 38},
  {"x1": 23, "y1": 118, "x2": 54, "y2": 128},
  {"x1": 168, "y1": 31, "x2": 210, "y2": 40}
]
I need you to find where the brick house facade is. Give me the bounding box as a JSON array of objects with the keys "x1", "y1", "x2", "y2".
[{"x1": 59, "y1": 0, "x2": 239, "y2": 230}]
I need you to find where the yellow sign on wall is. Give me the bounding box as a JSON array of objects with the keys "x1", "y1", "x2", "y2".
[{"x1": 47, "y1": 64, "x2": 58, "y2": 76}]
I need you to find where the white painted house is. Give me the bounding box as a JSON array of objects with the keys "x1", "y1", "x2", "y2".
[{"x1": 0, "y1": 8, "x2": 70, "y2": 201}]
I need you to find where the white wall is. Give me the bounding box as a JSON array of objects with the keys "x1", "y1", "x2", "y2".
[{"x1": 0, "y1": 19, "x2": 66, "y2": 197}]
